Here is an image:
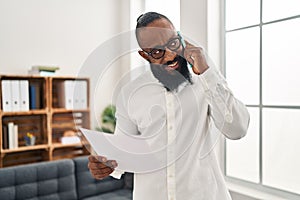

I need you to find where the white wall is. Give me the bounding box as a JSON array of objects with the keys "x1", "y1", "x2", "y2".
[
  {"x1": 180, "y1": 0, "x2": 208, "y2": 50},
  {"x1": 180, "y1": 0, "x2": 222, "y2": 68},
  {"x1": 0, "y1": 0, "x2": 122, "y2": 75},
  {"x1": 0, "y1": 0, "x2": 132, "y2": 128}
]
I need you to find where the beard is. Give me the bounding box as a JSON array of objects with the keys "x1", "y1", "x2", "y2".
[{"x1": 150, "y1": 55, "x2": 192, "y2": 92}]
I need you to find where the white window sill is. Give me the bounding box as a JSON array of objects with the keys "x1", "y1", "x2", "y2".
[{"x1": 226, "y1": 180, "x2": 289, "y2": 200}]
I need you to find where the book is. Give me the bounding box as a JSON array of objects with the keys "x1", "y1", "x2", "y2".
[
  {"x1": 74, "y1": 80, "x2": 88, "y2": 109},
  {"x1": 28, "y1": 70, "x2": 56, "y2": 76},
  {"x1": 2, "y1": 126, "x2": 8, "y2": 149},
  {"x1": 29, "y1": 83, "x2": 41, "y2": 109},
  {"x1": 28, "y1": 65, "x2": 59, "y2": 76},
  {"x1": 29, "y1": 85, "x2": 37, "y2": 109},
  {"x1": 11, "y1": 80, "x2": 20, "y2": 112},
  {"x1": 57, "y1": 80, "x2": 75, "y2": 109},
  {"x1": 19, "y1": 80, "x2": 29, "y2": 111},
  {"x1": 8, "y1": 122, "x2": 14, "y2": 149},
  {"x1": 31, "y1": 66, "x2": 60, "y2": 72},
  {"x1": 1, "y1": 80, "x2": 12, "y2": 112},
  {"x1": 14, "y1": 124, "x2": 18, "y2": 149}
]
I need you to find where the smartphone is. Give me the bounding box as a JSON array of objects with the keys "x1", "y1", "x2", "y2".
[
  {"x1": 177, "y1": 31, "x2": 186, "y2": 48},
  {"x1": 177, "y1": 31, "x2": 192, "y2": 68}
]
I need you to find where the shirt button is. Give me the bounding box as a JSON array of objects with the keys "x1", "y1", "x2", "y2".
[
  {"x1": 168, "y1": 126, "x2": 173, "y2": 130},
  {"x1": 225, "y1": 114, "x2": 233, "y2": 123}
]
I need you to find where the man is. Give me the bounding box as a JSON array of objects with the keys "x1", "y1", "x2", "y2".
[{"x1": 88, "y1": 12, "x2": 250, "y2": 200}]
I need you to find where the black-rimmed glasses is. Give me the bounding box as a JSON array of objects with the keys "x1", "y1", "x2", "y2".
[{"x1": 143, "y1": 37, "x2": 182, "y2": 59}]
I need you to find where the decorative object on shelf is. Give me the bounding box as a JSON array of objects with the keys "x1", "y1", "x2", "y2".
[
  {"x1": 28, "y1": 65, "x2": 60, "y2": 76},
  {"x1": 24, "y1": 132, "x2": 36, "y2": 146},
  {"x1": 96, "y1": 105, "x2": 116, "y2": 133},
  {"x1": 60, "y1": 130, "x2": 80, "y2": 144}
]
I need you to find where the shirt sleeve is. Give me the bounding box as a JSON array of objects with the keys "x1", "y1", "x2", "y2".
[
  {"x1": 110, "y1": 89, "x2": 139, "y2": 179},
  {"x1": 198, "y1": 67, "x2": 250, "y2": 140}
]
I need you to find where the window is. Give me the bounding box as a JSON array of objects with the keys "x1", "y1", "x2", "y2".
[{"x1": 224, "y1": 0, "x2": 300, "y2": 197}]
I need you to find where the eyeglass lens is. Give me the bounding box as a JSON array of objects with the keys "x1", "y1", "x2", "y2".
[{"x1": 150, "y1": 38, "x2": 181, "y2": 59}]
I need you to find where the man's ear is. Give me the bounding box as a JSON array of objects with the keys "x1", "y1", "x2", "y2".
[{"x1": 138, "y1": 50, "x2": 150, "y2": 62}]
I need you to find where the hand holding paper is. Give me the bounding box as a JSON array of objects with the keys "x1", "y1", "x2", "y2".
[
  {"x1": 87, "y1": 155, "x2": 117, "y2": 180},
  {"x1": 79, "y1": 128, "x2": 165, "y2": 173}
]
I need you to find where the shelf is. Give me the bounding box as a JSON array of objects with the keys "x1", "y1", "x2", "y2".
[
  {"x1": 49, "y1": 76, "x2": 89, "y2": 80},
  {"x1": 51, "y1": 122, "x2": 76, "y2": 129},
  {"x1": 1, "y1": 144, "x2": 49, "y2": 154},
  {"x1": 51, "y1": 108, "x2": 90, "y2": 114},
  {"x1": 52, "y1": 143, "x2": 83, "y2": 149},
  {"x1": 0, "y1": 74, "x2": 48, "y2": 79},
  {"x1": 1, "y1": 109, "x2": 47, "y2": 116}
]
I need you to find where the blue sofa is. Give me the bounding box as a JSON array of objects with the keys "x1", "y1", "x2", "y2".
[{"x1": 0, "y1": 156, "x2": 133, "y2": 200}]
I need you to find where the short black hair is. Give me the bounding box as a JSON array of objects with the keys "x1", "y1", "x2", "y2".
[
  {"x1": 135, "y1": 12, "x2": 173, "y2": 44},
  {"x1": 136, "y1": 12, "x2": 172, "y2": 29}
]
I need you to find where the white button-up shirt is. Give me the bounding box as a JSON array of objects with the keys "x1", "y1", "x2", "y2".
[{"x1": 111, "y1": 67, "x2": 250, "y2": 200}]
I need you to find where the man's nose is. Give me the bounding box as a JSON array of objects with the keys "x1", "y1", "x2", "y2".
[{"x1": 164, "y1": 48, "x2": 177, "y2": 60}]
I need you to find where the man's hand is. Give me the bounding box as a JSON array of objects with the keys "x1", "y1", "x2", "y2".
[
  {"x1": 183, "y1": 40, "x2": 209, "y2": 75},
  {"x1": 88, "y1": 155, "x2": 118, "y2": 180}
]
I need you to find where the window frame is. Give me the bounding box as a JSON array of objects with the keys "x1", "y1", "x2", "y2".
[{"x1": 223, "y1": 0, "x2": 300, "y2": 199}]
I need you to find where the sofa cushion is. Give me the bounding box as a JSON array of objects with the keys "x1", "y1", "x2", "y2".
[
  {"x1": 0, "y1": 159, "x2": 77, "y2": 200},
  {"x1": 73, "y1": 156, "x2": 127, "y2": 199}
]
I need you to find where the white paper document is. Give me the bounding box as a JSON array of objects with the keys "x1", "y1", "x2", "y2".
[{"x1": 79, "y1": 128, "x2": 167, "y2": 173}]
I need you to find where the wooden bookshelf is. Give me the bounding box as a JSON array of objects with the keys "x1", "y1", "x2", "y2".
[
  {"x1": 0, "y1": 75, "x2": 90, "y2": 167},
  {"x1": 1, "y1": 109, "x2": 47, "y2": 116},
  {"x1": 1, "y1": 144, "x2": 49, "y2": 153}
]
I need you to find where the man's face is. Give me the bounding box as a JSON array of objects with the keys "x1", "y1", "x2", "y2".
[{"x1": 137, "y1": 18, "x2": 191, "y2": 91}]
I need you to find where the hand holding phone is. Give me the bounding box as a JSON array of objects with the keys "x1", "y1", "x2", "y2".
[{"x1": 177, "y1": 31, "x2": 209, "y2": 75}]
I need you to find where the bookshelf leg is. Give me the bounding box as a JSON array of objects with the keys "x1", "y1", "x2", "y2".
[
  {"x1": 0, "y1": 153, "x2": 6, "y2": 168},
  {"x1": 49, "y1": 148, "x2": 53, "y2": 161}
]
